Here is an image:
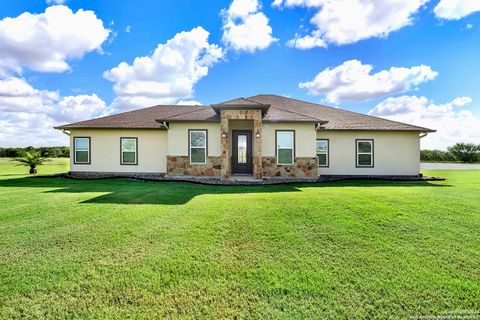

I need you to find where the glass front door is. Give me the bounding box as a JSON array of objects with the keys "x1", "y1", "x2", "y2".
[{"x1": 232, "y1": 130, "x2": 253, "y2": 174}]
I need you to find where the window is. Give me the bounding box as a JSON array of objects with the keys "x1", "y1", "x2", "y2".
[
  {"x1": 356, "y1": 139, "x2": 374, "y2": 167},
  {"x1": 74, "y1": 137, "x2": 90, "y2": 164},
  {"x1": 316, "y1": 139, "x2": 329, "y2": 167},
  {"x1": 276, "y1": 131, "x2": 295, "y2": 165},
  {"x1": 121, "y1": 138, "x2": 137, "y2": 165},
  {"x1": 189, "y1": 130, "x2": 207, "y2": 164}
]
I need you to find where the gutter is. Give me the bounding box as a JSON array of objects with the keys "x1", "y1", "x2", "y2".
[
  {"x1": 60, "y1": 129, "x2": 70, "y2": 136},
  {"x1": 419, "y1": 132, "x2": 428, "y2": 139},
  {"x1": 155, "y1": 121, "x2": 169, "y2": 129},
  {"x1": 315, "y1": 121, "x2": 329, "y2": 130}
]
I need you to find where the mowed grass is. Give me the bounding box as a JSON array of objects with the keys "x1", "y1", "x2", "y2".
[{"x1": 0, "y1": 159, "x2": 479, "y2": 319}]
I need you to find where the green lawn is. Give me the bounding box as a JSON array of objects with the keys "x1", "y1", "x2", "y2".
[{"x1": 0, "y1": 159, "x2": 479, "y2": 319}]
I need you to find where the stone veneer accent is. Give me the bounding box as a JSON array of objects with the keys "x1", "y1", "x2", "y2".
[
  {"x1": 261, "y1": 157, "x2": 318, "y2": 177},
  {"x1": 167, "y1": 156, "x2": 222, "y2": 176},
  {"x1": 220, "y1": 109, "x2": 263, "y2": 179}
]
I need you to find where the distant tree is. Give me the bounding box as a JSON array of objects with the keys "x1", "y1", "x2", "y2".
[
  {"x1": 447, "y1": 143, "x2": 480, "y2": 163},
  {"x1": 0, "y1": 146, "x2": 69, "y2": 158},
  {"x1": 14, "y1": 152, "x2": 50, "y2": 174},
  {"x1": 420, "y1": 149, "x2": 458, "y2": 162}
]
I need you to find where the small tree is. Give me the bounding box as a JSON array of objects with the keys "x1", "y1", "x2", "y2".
[
  {"x1": 14, "y1": 152, "x2": 49, "y2": 174},
  {"x1": 447, "y1": 143, "x2": 480, "y2": 163}
]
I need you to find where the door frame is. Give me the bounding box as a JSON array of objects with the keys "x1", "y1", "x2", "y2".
[{"x1": 231, "y1": 130, "x2": 253, "y2": 175}]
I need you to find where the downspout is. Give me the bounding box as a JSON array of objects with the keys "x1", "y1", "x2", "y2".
[
  {"x1": 61, "y1": 129, "x2": 70, "y2": 136},
  {"x1": 419, "y1": 132, "x2": 428, "y2": 139}
]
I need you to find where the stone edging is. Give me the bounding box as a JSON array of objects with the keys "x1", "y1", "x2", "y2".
[{"x1": 32, "y1": 172, "x2": 446, "y2": 185}]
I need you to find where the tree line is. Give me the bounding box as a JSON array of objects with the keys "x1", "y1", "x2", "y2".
[
  {"x1": 0, "y1": 146, "x2": 69, "y2": 158},
  {"x1": 421, "y1": 143, "x2": 480, "y2": 163}
]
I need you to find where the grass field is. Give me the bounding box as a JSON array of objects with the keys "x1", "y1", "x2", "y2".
[{"x1": 0, "y1": 158, "x2": 479, "y2": 319}]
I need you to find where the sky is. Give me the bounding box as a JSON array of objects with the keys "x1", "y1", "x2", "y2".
[{"x1": 0, "y1": 0, "x2": 479, "y2": 149}]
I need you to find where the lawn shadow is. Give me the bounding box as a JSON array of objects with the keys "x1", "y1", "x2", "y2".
[{"x1": 0, "y1": 176, "x2": 450, "y2": 205}]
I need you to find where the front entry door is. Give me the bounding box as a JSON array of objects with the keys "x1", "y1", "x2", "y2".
[{"x1": 232, "y1": 130, "x2": 253, "y2": 175}]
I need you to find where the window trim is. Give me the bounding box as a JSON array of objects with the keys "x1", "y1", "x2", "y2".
[
  {"x1": 356, "y1": 139, "x2": 374, "y2": 168},
  {"x1": 120, "y1": 137, "x2": 138, "y2": 165},
  {"x1": 275, "y1": 130, "x2": 295, "y2": 165},
  {"x1": 316, "y1": 138, "x2": 329, "y2": 167},
  {"x1": 188, "y1": 129, "x2": 208, "y2": 165},
  {"x1": 73, "y1": 137, "x2": 91, "y2": 165}
]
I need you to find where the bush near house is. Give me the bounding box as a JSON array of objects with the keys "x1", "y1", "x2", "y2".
[
  {"x1": 0, "y1": 146, "x2": 69, "y2": 158},
  {"x1": 13, "y1": 152, "x2": 50, "y2": 174},
  {"x1": 421, "y1": 142, "x2": 480, "y2": 163}
]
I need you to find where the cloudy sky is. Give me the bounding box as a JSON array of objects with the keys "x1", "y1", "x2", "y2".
[{"x1": 1, "y1": 0, "x2": 479, "y2": 149}]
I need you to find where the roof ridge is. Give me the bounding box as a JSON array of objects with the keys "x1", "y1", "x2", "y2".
[
  {"x1": 270, "y1": 106, "x2": 324, "y2": 122},
  {"x1": 240, "y1": 97, "x2": 267, "y2": 105},
  {"x1": 159, "y1": 106, "x2": 210, "y2": 120},
  {"x1": 249, "y1": 94, "x2": 433, "y2": 132}
]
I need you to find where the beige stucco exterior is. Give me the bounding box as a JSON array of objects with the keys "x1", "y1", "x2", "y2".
[
  {"x1": 69, "y1": 129, "x2": 167, "y2": 173},
  {"x1": 262, "y1": 122, "x2": 317, "y2": 157},
  {"x1": 317, "y1": 131, "x2": 421, "y2": 176},
  {"x1": 167, "y1": 122, "x2": 221, "y2": 157},
  {"x1": 67, "y1": 124, "x2": 421, "y2": 177}
]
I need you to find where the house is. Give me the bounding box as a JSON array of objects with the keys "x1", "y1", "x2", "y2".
[{"x1": 55, "y1": 94, "x2": 435, "y2": 180}]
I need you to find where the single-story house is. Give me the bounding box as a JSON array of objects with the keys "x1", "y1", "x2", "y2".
[{"x1": 55, "y1": 94, "x2": 435, "y2": 180}]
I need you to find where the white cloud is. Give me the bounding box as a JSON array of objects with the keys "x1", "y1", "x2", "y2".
[
  {"x1": 287, "y1": 31, "x2": 326, "y2": 49},
  {"x1": 125, "y1": 25, "x2": 131, "y2": 33},
  {"x1": 298, "y1": 59, "x2": 438, "y2": 103},
  {"x1": 177, "y1": 100, "x2": 202, "y2": 105},
  {"x1": 0, "y1": 77, "x2": 107, "y2": 147},
  {"x1": 275, "y1": 0, "x2": 427, "y2": 48},
  {"x1": 222, "y1": 0, "x2": 277, "y2": 52},
  {"x1": 434, "y1": 0, "x2": 480, "y2": 20},
  {"x1": 46, "y1": 0, "x2": 66, "y2": 4},
  {"x1": 369, "y1": 95, "x2": 480, "y2": 149},
  {"x1": 104, "y1": 27, "x2": 223, "y2": 112},
  {"x1": 0, "y1": 5, "x2": 110, "y2": 75}
]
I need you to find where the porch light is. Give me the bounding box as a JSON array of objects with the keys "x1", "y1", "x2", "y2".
[
  {"x1": 222, "y1": 132, "x2": 227, "y2": 138},
  {"x1": 256, "y1": 130, "x2": 261, "y2": 138}
]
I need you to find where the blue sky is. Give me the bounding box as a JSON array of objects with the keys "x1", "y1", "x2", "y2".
[{"x1": 0, "y1": 0, "x2": 479, "y2": 149}]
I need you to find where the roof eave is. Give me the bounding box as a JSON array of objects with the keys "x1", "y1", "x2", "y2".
[
  {"x1": 211, "y1": 104, "x2": 271, "y2": 115},
  {"x1": 54, "y1": 126, "x2": 167, "y2": 130},
  {"x1": 317, "y1": 128, "x2": 436, "y2": 132}
]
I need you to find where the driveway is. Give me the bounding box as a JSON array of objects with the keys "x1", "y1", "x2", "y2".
[{"x1": 421, "y1": 163, "x2": 480, "y2": 170}]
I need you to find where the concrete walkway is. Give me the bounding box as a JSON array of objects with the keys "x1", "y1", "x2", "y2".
[{"x1": 421, "y1": 163, "x2": 480, "y2": 170}]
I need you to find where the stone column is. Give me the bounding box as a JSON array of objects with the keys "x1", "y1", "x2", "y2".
[
  {"x1": 220, "y1": 111, "x2": 230, "y2": 179},
  {"x1": 253, "y1": 115, "x2": 263, "y2": 179}
]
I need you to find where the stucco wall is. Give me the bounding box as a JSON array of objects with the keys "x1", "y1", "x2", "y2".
[
  {"x1": 262, "y1": 122, "x2": 317, "y2": 157},
  {"x1": 167, "y1": 122, "x2": 221, "y2": 157},
  {"x1": 317, "y1": 131, "x2": 420, "y2": 176},
  {"x1": 69, "y1": 129, "x2": 167, "y2": 173}
]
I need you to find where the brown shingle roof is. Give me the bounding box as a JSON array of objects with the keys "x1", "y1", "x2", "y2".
[
  {"x1": 247, "y1": 94, "x2": 435, "y2": 132},
  {"x1": 55, "y1": 105, "x2": 207, "y2": 129},
  {"x1": 219, "y1": 97, "x2": 266, "y2": 105},
  {"x1": 55, "y1": 94, "x2": 435, "y2": 132}
]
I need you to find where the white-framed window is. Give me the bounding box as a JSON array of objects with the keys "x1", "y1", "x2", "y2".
[
  {"x1": 189, "y1": 130, "x2": 207, "y2": 164},
  {"x1": 74, "y1": 137, "x2": 90, "y2": 164},
  {"x1": 356, "y1": 139, "x2": 374, "y2": 167},
  {"x1": 276, "y1": 130, "x2": 295, "y2": 165},
  {"x1": 316, "y1": 139, "x2": 329, "y2": 167},
  {"x1": 121, "y1": 138, "x2": 137, "y2": 165}
]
